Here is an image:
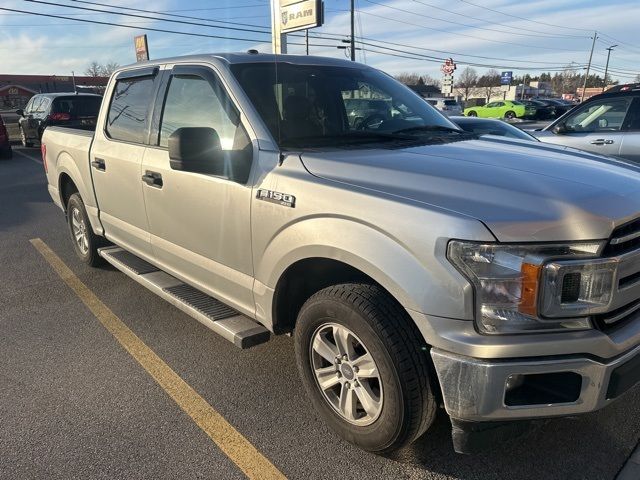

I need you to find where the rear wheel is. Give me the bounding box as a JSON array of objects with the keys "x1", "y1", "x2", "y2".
[
  {"x1": 67, "y1": 193, "x2": 105, "y2": 266},
  {"x1": 504, "y1": 110, "x2": 516, "y2": 120},
  {"x1": 467, "y1": 111, "x2": 477, "y2": 117},
  {"x1": 295, "y1": 283, "x2": 436, "y2": 453}
]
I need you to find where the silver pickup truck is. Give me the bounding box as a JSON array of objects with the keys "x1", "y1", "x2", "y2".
[{"x1": 42, "y1": 53, "x2": 640, "y2": 454}]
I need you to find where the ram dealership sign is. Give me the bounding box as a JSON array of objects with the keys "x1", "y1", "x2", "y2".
[{"x1": 279, "y1": 0, "x2": 323, "y2": 34}]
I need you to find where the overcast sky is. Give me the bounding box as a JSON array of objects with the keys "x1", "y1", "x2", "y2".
[{"x1": 1, "y1": 0, "x2": 638, "y2": 82}]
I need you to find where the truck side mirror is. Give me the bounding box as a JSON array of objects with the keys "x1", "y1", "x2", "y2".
[
  {"x1": 15, "y1": 109, "x2": 24, "y2": 117},
  {"x1": 168, "y1": 127, "x2": 225, "y2": 175}
]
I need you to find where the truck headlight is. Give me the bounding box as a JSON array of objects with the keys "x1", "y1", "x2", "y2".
[{"x1": 447, "y1": 241, "x2": 611, "y2": 334}]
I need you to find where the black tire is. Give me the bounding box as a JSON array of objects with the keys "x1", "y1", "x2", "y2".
[
  {"x1": 67, "y1": 193, "x2": 105, "y2": 267},
  {"x1": 295, "y1": 283, "x2": 436, "y2": 454},
  {"x1": 504, "y1": 110, "x2": 516, "y2": 120},
  {"x1": 467, "y1": 111, "x2": 477, "y2": 117},
  {"x1": 19, "y1": 126, "x2": 33, "y2": 148}
]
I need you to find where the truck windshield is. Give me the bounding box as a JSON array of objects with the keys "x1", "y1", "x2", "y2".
[{"x1": 230, "y1": 62, "x2": 462, "y2": 149}]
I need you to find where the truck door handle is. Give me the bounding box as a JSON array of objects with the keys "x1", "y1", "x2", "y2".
[
  {"x1": 142, "y1": 171, "x2": 163, "y2": 188},
  {"x1": 91, "y1": 158, "x2": 106, "y2": 171},
  {"x1": 590, "y1": 139, "x2": 614, "y2": 145}
]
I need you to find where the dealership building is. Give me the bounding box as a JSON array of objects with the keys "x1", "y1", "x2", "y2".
[{"x1": 0, "y1": 74, "x2": 108, "y2": 110}]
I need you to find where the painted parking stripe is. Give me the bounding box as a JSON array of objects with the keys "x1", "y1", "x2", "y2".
[
  {"x1": 13, "y1": 148, "x2": 42, "y2": 164},
  {"x1": 30, "y1": 238, "x2": 287, "y2": 480}
]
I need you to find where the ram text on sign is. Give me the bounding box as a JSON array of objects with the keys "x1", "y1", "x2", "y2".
[{"x1": 280, "y1": 0, "x2": 322, "y2": 34}]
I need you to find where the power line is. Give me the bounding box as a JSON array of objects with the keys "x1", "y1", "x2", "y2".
[
  {"x1": 0, "y1": 7, "x2": 270, "y2": 43},
  {"x1": 65, "y1": 0, "x2": 270, "y2": 30},
  {"x1": 24, "y1": 0, "x2": 273, "y2": 35},
  {"x1": 457, "y1": 0, "x2": 593, "y2": 33},
  {"x1": 345, "y1": 4, "x2": 584, "y2": 52},
  {"x1": 407, "y1": 0, "x2": 587, "y2": 39}
]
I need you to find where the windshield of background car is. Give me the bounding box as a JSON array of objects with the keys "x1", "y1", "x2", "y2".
[
  {"x1": 230, "y1": 62, "x2": 457, "y2": 148},
  {"x1": 52, "y1": 96, "x2": 102, "y2": 117},
  {"x1": 456, "y1": 119, "x2": 537, "y2": 141}
]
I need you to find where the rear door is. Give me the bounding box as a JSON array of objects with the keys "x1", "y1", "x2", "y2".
[
  {"x1": 540, "y1": 96, "x2": 633, "y2": 157},
  {"x1": 90, "y1": 67, "x2": 161, "y2": 258}
]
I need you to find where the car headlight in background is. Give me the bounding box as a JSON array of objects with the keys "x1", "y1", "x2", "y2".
[{"x1": 447, "y1": 241, "x2": 614, "y2": 334}]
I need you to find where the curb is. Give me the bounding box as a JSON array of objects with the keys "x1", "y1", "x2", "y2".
[{"x1": 617, "y1": 440, "x2": 640, "y2": 479}]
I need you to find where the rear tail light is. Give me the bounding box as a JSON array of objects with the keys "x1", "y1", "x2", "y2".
[
  {"x1": 50, "y1": 112, "x2": 71, "y2": 121},
  {"x1": 41, "y1": 143, "x2": 48, "y2": 173}
]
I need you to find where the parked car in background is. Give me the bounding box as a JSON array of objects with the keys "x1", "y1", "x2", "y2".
[
  {"x1": 521, "y1": 100, "x2": 555, "y2": 120},
  {"x1": 536, "y1": 98, "x2": 572, "y2": 118},
  {"x1": 16, "y1": 93, "x2": 102, "y2": 147},
  {"x1": 424, "y1": 97, "x2": 463, "y2": 116},
  {"x1": 533, "y1": 85, "x2": 640, "y2": 163},
  {"x1": 463, "y1": 100, "x2": 534, "y2": 119},
  {"x1": 0, "y1": 114, "x2": 12, "y2": 159},
  {"x1": 452, "y1": 116, "x2": 538, "y2": 141}
]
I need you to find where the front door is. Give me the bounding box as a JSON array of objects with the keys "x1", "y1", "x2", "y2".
[
  {"x1": 90, "y1": 68, "x2": 160, "y2": 258},
  {"x1": 141, "y1": 65, "x2": 255, "y2": 315},
  {"x1": 541, "y1": 96, "x2": 634, "y2": 157}
]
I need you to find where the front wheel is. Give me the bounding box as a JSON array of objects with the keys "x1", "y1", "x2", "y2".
[
  {"x1": 295, "y1": 284, "x2": 436, "y2": 453},
  {"x1": 67, "y1": 193, "x2": 105, "y2": 266}
]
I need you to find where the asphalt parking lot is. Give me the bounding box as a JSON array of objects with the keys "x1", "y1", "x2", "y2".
[{"x1": 2, "y1": 144, "x2": 640, "y2": 480}]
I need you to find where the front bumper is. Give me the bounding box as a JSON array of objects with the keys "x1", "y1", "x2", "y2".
[{"x1": 431, "y1": 343, "x2": 640, "y2": 422}]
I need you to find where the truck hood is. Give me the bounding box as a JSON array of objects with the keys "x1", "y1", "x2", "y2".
[{"x1": 299, "y1": 137, "x2": 640, "y2": 242}]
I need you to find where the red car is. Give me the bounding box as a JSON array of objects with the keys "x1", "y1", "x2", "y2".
[{"x1": 0, "y1": 114, "x2": 12, "y2": 159}]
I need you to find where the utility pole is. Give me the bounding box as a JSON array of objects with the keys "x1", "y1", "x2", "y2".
[
  {"x1": 350, "y1": 0, "x2": 355, "y2": 61},
  {"x1": 305, "y1": 29, "x2": 309, "y2": 55},
  {"x1": 602, "y1": 44, "x2": 617, "y2": 92},
  {"x1": 71, "y1": 71, "x2": 77, "y2": 94},
  {"x1": 581, "y1": 31, "x2": 597, "y2": 102}
]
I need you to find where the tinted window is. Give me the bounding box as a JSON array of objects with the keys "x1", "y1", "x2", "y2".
[
  {"x1": 486, "y1": 102, "x2": 498, "y2": 108},
  {"x1": 106, "y1": 76, "x2": 155, "y2": 143},
  {"x1": 565, "y1": 97, "x2": 633, "y2": 132},
  {"x1": 52, "y1": 96, "x2": 102, "y2": 117},
  {"x1": 444, "y1": 100, "x2": 457, "y2": 106},
  {"x1": 231, "y1": 62, "x2": 455, "y2": 148},
  {"x1": 159, "y1": 74, "x2": 252, "y2": 183}
]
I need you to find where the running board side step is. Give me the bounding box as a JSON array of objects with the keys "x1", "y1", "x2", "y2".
[{"x1": 98, "y1": 246, "x2": 270, "y2": 349}]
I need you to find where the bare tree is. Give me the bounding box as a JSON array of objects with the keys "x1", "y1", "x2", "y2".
[
  {"x1": 635, "y1": 74, "x2": 640, "y2": 83},
  {"x1": 477, "y1": 69, "x2": 501, "y2": 101},
  {"x1": 422, "y1": 74, "x2": 441, "y2": 88},
  {"x1": 394, "y1": 72, "x2": 423, "y2": 85},
  {"x1": 455, "y1": 67, "x2": 478, "y2": 101},
  {"x1": 84, "y1": 61, "x2": 103, "y2": 77},
  {"x1": 101, "y1": 61, "x2": 120, "y2": 76}
]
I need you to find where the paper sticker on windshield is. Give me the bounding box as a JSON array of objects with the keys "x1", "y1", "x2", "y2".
[{"x1": 257, "y1": 189, "x2": 296, "y2": 208}]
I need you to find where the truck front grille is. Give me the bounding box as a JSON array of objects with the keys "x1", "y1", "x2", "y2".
[
  {"x1": 594, "y1": 299, "x2": 640, "y2": 332},
  {"x1": 602, "y1": 218, "x2": 640, "y2": 256}
]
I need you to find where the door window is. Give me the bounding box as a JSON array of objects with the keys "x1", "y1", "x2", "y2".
[
  {"x1": 159, "y1": 74, "x2": 251, "y2": 183},
  {"x1": 486, "y1": 102, "x2": 498, "y2": 108},
  {"x1": 106, "y1": 75, "x2": 155, "y2": 143},
  {"x1": 564, "y1": 97, "x2": 633, "y2": 133},
  {"x1": 27, "y1": 97, "x2": 43, "y2": 114},
  {"x1": 24, "y1": 97, "x2": 36, "y2": 113},
  {"x1": 35, "y1": 98, "x2": 50, "y2": 114}
]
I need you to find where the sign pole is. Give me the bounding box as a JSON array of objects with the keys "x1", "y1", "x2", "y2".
[{"x1": 271, "y1": 0, "x2": 288, "y2": 54}]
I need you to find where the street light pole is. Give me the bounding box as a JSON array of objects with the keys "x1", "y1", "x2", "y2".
[
  {"x1": 350, "y1": 0, "x2": 355, "y2": 61},
  {"x1": 602, "y1": 44, "x2": 618, "y2": 92},
  {"x1": 581, "y1": 31, "x2": 598, "y2": 102}
]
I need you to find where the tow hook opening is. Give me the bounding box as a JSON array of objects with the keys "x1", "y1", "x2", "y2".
[{"x1": 504, "y1": 372, "x2": 582, "y2": 407}]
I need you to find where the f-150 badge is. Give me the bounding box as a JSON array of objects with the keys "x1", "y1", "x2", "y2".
[{"x1": 257, "y1": 189, "x2": 296, "y2": 208}]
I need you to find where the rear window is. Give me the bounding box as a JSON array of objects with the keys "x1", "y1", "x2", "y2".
[
  {"x1": 52, "y1": 96, "x2": 102, "y2": 116},
  {"x1": 106, "y1": 75, "x2": 155, "y2": 143},
  {"x1": 444, "y1": 100, "x2": 458, "y2": 106}
]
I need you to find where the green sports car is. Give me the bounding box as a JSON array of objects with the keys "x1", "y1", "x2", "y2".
[{"x1": 463, "y1": 100, "x2": 535, "y2": 119}]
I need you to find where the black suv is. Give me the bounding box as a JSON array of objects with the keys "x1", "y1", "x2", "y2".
[{"x1": 16, "y1": 93, "x2": 102, "y2": 147}]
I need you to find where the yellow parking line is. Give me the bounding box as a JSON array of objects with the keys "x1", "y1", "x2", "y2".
[{"x1": 30, "y1": 238, "x2": 287, "y2": 480}]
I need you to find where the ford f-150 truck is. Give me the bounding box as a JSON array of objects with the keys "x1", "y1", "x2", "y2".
[{"x1": 41, "y1": 53, "x2": 640, "y2": 454}]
